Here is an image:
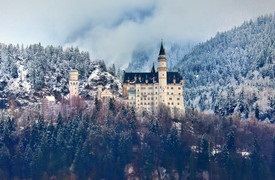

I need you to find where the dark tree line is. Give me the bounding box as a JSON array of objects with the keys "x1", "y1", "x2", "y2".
[{"x1": 0, "y1": 100, "x2": 274, "y2": 179}]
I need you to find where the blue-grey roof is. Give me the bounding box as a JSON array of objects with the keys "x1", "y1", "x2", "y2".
[{"x1": 123, "y1": 72, "x2": 183, "y2": 84}]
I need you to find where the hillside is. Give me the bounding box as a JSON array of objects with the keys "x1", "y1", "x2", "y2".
[
  {"x1": 0, "y1": 43, "x2": 121, "y2": 111},
  {"x1": 178, "y1": 15, "x2": 275, "y2": 88},
  {"x1": 175, "y1": 14, "x2": 275, "y2": 121}
]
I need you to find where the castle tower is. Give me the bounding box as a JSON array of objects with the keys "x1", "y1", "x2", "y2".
[
  {"x1": 41, "y1": 96, "x2": 56, "y2": 120},
  {"x1": 69, "y1": 70, "x2": 79, "y2": 100},
  {"x1": 157, "y1": 40, "x2": 168, "y2": 105}
]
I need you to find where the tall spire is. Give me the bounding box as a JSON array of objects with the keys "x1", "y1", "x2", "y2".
[
  {"x1": 151, "y1": 62, "x2": 156, "y2": 73},
  {"x1": 159, "y1": 39, "x2": 166, "y2": 56}
]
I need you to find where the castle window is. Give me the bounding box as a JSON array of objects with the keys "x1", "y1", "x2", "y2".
[
  {"x1": 141, "y1": 103, "x2": 143, "y2": 105},
  {"x1": 168, "y1": 102, "x2": 170, "y2": 105},
  {"x1": 179, "y1": 93, "x2": 181, "y2": 95},
  {"x1": 156, "y1": 97, "x2": 157, "y2": 100},
  {"x1": 167, "y1": 87, "x2": 169, "y2": 89},
  {"x1": 177, "y1": 98, "x2": 180, "y2": 100},
  {"x1": 172, "y1": 103, "x2": 174, "y2": 105},
  {"x1": 141, "y1": 98, "x2": 143, "y2": 100},
  {"x1": 178, "y1": 103, "x2": 180, "y2": 105},
  {"x1": 167, "y1": 92, "x2": 169, "y2": 95},
  {"x1": 169, "y1": 98, "x2": 172, "y2": 100},
  {"x1": 171, "y1": 87, "x2": 174, "y2": 89},
  {"x1": 144, "y1": 103, "x2": 146, "y2": 105},
  {"x1": 151, "y1": 97, "x2": 153, "y2": 100},
  {"x1": 155, "y1": 87, "x2": 157, "y2": 89},
  {"x1": 155, "y1": 92, "x2": 157, "y2": 94},
  {"x1": 171, "y1": 92, "x2": 173, "y2": 95},
  {"x1": 178, "y1": 87, "x2": 181, "y2": 90},
  {"x1": 144, "y1": 98, "x2": 146, "y2": 100}
]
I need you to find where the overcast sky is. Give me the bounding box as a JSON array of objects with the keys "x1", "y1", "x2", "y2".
[{"x1": 1, "y1": 0, "x2": 275, "y2": 67}]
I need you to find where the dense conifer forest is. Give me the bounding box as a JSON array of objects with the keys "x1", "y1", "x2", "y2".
[
  {"x1": 0, "y1": 99, "x2": 274, "y2": 179},
  {"x1": 178, "y1": 14, "x2": 275, "y2": 122}
]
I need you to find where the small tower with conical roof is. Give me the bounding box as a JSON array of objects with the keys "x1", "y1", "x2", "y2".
[{"x1": 158, "y1": 40, "x2": 168, "y2": 105}]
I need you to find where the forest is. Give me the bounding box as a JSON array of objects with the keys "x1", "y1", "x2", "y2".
[
  {"x1": 0, "y1": 42, "x2": 120, "y2": 117},
  {"x1": 176, "y1": 14, "x2": 275, "y2": 122},
  {"x1": 0, "y1": 98, "x2": 274, "y2": 179}
]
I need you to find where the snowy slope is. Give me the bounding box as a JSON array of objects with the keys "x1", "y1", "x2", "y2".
[
  {"x1": 0, "y1": 44, "x2": 121, "y2": 113},
  {"x1": 177, "y1": 15, "x2": 275, "y2": 121}
]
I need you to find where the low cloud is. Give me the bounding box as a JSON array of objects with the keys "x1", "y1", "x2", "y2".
[{"x1": 1, "y1": 0, "x2": 275, "y2": 67}]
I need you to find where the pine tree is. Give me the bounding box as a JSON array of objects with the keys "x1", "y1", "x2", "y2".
[
  {"x1": 271, "y1": 135, "x2": 275, "y2": 178},
  {"x1": 74, "y1": 140, "x2": 93, "y2": 179},
  {"x1": 108, "y1": 64, "x2": 116, "y2": 76},
  {"x1": 198, "y1": 137, "x2": 210, "y2": 171},
  {"x1": 251, "y1": 138, "x2": 263, "y2": 180},
  {"x1": 0, "y1": 142, "x2": 11, "y2": 176},
  {"x1": 108, "y1": 97, "x2": 116, "y2": 113},
  {"x1": 221, "y1": 130, "x2": 237, "y2": 178},
  {"x1": 255, "y1": 103, "x2": 260, "y2": 119}
]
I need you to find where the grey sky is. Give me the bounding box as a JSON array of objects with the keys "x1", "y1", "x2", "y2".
[{"x1": 1, "y1": 0, "x2": 275, "y2": 67}]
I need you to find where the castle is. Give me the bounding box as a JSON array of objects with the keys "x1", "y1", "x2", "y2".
[
  {"x1": 42, "y1": 41, "x2": 185, "y2": 118},
  {"x1": 122, "y1": 41, "x2": 185, "y2": 116}
]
